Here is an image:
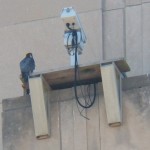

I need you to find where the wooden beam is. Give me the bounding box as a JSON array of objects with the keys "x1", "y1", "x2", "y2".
[
  {"x1": 29, "y1": 75, "x2": 50, "y2": 139},
  {"x1": 101, "y1": 62, "x2": 122, "y2": 126},
  {"x1": 30, "y1": 59, "x2": 130, "y2": 90}
]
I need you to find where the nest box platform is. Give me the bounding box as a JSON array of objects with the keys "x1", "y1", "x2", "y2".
[
  {"x1": 29, "y1": 58, "x2": 130, "y2": 139},
  {"x1": 30, "y1": 58, "x2": 130, "y2": 90}
]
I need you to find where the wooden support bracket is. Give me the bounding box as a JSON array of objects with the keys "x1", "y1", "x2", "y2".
[
  {"x1": 29, "y1": 75, "x2": 50, "y2": 139},
  {"x1": 101, "y1": 62, "x2": 122, "y2": 127},
  {"x1": 28, "y1": 59, "x2": 129, "y2": 128}
]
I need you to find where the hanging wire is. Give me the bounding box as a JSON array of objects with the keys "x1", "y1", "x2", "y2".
[
  {"x1": 65, "y1": 24, "x2": 97, "y2": 118},
  {"x1": 73, "y1": 30, "x2": 97, "y2": 108}
]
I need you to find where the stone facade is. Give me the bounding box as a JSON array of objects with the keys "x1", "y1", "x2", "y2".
[{"x1": 1, "y1": 0, "x2": 150, "y2": 150}]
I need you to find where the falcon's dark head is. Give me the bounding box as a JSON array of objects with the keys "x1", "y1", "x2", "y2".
[{"x1": 26, "y1": 53, "x2": 32, "y2": 58}]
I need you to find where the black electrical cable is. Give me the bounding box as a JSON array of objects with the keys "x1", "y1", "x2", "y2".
[
  {"x1": 73, "y1": 30, "x2": 97, "y2": 109},
  {"x1": 66, "y1": 23, "x2": 73, "y2": 30},
  {"x1": 74, "y1": 71, "x2": 96, "y2": 108},
  {"x1": 76, "y1": 99, "x2": 89, "y2": 120},
  {"x1": 66, "y1": 32, "x2": 72, "y2": 55},
  {"x1": 66, "y1": 25, "x2": 97, "y2": 110}
]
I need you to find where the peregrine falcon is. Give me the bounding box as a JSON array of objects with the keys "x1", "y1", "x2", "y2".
[
  {"x1": 20, "y1": 53, "x2": 35, "y2": 82},
  {"x1": 20, "y1": 53, "x2": 35, "y2": 95}
]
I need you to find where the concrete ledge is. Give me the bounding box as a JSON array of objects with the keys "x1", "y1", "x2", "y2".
[
  {"x1": 123, "y1": 74, "x2": 150, "y2": 90},
  {"x1": 3, "y1": 76, "x2": 150, "y2": 150},
  {"x1": 2, "y1": 74, "x2": 150, "y2": 110},
  {"x1": 2, "y1": 95, "x2": 31, "y2": 112}
]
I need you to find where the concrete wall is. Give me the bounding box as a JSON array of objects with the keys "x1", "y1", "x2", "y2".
[
  {"x1": 102, "y1": 0, "x2": 150, "y2": 77},
  {"x1": 0, "y1": 0, "x2": 102, "y2": 102},
  {"x1": 1, "y1": 0, "x2": 150, "y2": 150},
  {"x1": 102, "y1": 1, "x2": 150, "y2": 78},
  {"x1": 2, "y1": 82, "x2": 150, "y2": 150},
  {"x1": 0, "y1": 104, "x2": 2, "y2": 150},
  {"x1": 0, "y1": 1, "x2": 150, "y2": 102}
]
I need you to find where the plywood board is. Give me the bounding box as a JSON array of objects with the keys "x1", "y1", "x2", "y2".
[
  {"x1": 101, "y1": 63, "x2": 122, "y2": 125},
  {"x1": 31, "y1": 59, "x2": 130, "y2": 90},
  {"x1": 29, "y1": 76, "x2": 50, "y2": 139}
]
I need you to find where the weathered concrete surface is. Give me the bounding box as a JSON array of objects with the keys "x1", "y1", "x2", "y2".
[
  {"x1": 143, "y1": 0, "x2": 150, "y2": 3},
  {"x1": 2, "y1": 95, "x2": 31, "y2": 111},
  {"x1": 2, "y1": 96, "x2": 60, "y2": 150},
  {"x1": 2, "y1": 79, "x2": 150, "y2": 150},
  {"x1": 126, "y1": 0, "x2": 141, "y2": 6},
  {"x1": 142, "y1": 3, "x2": 150, "y2": 74},
  {"x1": 60, "y1": 100, "x2": 74, "y2": 150},
  {"x1": 1, "y1": 1, "x2": 150, "y2": 107},
  {"x1": 86, "y1": 96, "x2": 101, "y2": 150},
  {"x1": 0, "y1": 0, "x2": 101, "y2": 28},
  {"x1": 0, "y1": 9, "x2": 102, "y2": 102},
  {"x1": 126, "y1": 5, "x2": 142, "y2": 76},
  {"x1": 103, "y1": 0, "x2": 124, "y2": 10},
  {"x1": 123, "y1": 74, "x2": 150, "y2": 90},
  {"x1": 100, "y1": 87, "x2": 150, "y2": 150},
  {"x1": 103, "y1": 9, "x2": 125, "y2": 60},
  {"x1": 0, "y1": 104, "x2": 2, "y2": 150},
  {"x1": 1, "y1": 3, "x2": 150, "y2": 150}
]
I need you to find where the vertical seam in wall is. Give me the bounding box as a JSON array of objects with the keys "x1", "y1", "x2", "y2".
[
  {"x1": 98, "y1": 93, "x2": 101, "y2": 150},
  {"x1": 101, "y1": 0, "x2": 105, "y2": 61},
  {"x1": 100, "y1": 8, "x2": 104, "y2": 62},
  {"x1": 72, "y1": 100, "x2": 75, "y2": 150},
  {"x1": 86, "y1": 109, "x2": 88, "y2": 150},
  {"x1": 99, "y1": 0, "x2": 103, "y2": 62},
  {"x1": 102, "y1": 11, "x2": 105, "y2": 61},
  {"x1": 58, "y1": 91, "x2": 62, "y2": 150},
  {"x1": 141, "y1": 3, "x2": 144, "y2": 74},
  {"x1": 123, "y1": 0, "x2": 127, "y2": 59},
  {"x1": 58, "y1": 102, "x2": 62, "y2": 150},
  {"x1": 99, "y1": 2, "x2": 104, "y2": 148}
]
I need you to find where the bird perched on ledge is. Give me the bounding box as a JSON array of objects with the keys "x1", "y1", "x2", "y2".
[{"x1": 20, "y1": 53, "x2": 35, "y2": 95}]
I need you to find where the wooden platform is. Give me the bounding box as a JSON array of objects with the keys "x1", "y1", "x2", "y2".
[{"x1": 30, "y1": 59, "x2": 130, "y2": 90}]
